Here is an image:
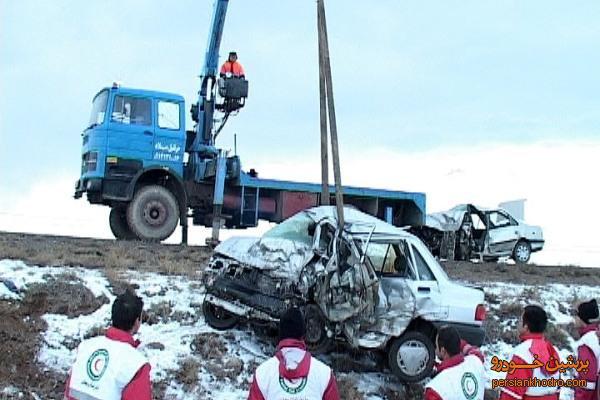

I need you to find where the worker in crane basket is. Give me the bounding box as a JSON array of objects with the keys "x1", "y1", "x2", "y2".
[{"x1": 220, "y1": 51, "x2": 245, "y2": 78}]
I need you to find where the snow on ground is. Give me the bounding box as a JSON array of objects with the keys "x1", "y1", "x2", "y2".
[{"x1": 1, "y1": 259, "x2": 599, "y2": 399}]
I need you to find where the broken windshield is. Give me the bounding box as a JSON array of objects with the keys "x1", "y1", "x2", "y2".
[
  {"x1": 88, "y1": 90, "x2": 108, "y2": 128},
  {"x1": 262, "y1": 212, "x2": 313, "y2": 246}
]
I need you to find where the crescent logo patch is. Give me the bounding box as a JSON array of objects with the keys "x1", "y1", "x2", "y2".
[
  {"x1": 461, "y1": 372, "x2": 478, "y2": 399},
  {"x1": 86, "y1": 349, "x2": 109, "y2": 381},
  {"x1": 279, "y1": 376, "x2": 307, "y2": 394}
]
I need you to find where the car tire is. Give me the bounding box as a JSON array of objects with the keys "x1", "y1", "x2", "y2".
[
  {"x1": 203, "y1": 300, "x2": 239, "y2": 330},
  {"x1": 109, "y1": 206, "x2": 137, "y2": 240},
  {"x1": 304, "y1": 304, "x2": 332, "y2": 354},
  {"x1": 388, "y1": 331, "x2": 435, "y2": 382},
  {"x1": 512, "y1": 240, "x2": 531, "y2": 264},
  {"x1": 127, "y1": 185, "x2": 179, "y2": 242}
]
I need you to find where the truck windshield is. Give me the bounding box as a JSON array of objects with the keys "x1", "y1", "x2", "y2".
[{"x1": 88, "y1": 90, "x2": 108, "y2": 128}]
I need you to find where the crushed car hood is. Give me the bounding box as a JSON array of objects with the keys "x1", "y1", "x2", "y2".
[
  {"x1": 214, "y1": 236, "x2": 313, "y2": 279},
  {"x1": 425, "y1": 205, "x2": 470, "y2": 231}
]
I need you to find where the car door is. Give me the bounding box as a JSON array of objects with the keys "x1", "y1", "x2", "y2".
[
  {"x1": 365, "y1": 241, "x2": 416, "y2": 336},
  {"x1": 405, "y1": 241, "x2": 446, "y2": 320},
  {"x1": 106, "y1": 94, "x2": 154, "y2": 162},
  {"x1": 486, "y1": 210, "x2": 519, "y2": 256}
]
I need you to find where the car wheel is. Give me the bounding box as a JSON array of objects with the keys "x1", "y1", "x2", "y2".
[
  {"x1": 304, "y1": 304, "x2": 332, "y2": 354},
  {"x1": 388, "y1": 331, "x2": 435, "y2": 382},
  {"x1": 127, "y1": 185, "x2": 179, "y2": 242},
  {"x1": 109, "y1": 206, "x2": 137, "y2": 240},
  {"x1": 203, "y1": 300, "x2": 239, "y2": 330},
  {"x1": 512, "y1": 240, "x2": 531, "y2": 264}
]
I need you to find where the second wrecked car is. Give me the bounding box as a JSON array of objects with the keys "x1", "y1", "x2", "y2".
[
  {"x1": 411, "y1": 204, "x2": 544, "y2": 263},
  {"x1": 203, "y1": 206, "x2": 486, "y2": 382}
]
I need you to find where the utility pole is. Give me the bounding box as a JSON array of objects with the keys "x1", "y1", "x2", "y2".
[
  {"x1": 318, "y1": 2, "x2": 330, "y2": 207},
  {"x1": 317, "y1": 0, "x2": 344, "y2": 228}
]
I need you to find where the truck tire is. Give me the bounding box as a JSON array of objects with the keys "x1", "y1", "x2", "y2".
[
  {"x1": 512, "y1": 240, "x2": 531, "y2": 264},
  {"x1": 202, "y1": 300, "x2": 239, "y2": 330},
  {"x1": 109, "y1": 206, "x2": 137, "y2": 240},
  {"x1": 388, "y1": 331, "x2": 435, "y2": 382},
  {"x1": 304, "y1": 304, "x2": 332, "y2": 354},
  {"x1": 127, "y1": 185, "x2": 179, "y2": 242}
]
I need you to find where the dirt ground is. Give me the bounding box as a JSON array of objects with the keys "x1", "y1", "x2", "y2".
[
  {"x1": 443, "y1": 260, "x2": 600, "y2": 285},
  {"x1": 0, "y1": 231, "x2": 211, "y2": 275},
  {"x1": 0, "y1": 274, "x2": 109, "y2": 399}
]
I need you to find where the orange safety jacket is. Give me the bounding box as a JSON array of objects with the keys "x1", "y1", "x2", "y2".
[{"x1": 220, "y1": 61, "x2": 245, "y2": 77}]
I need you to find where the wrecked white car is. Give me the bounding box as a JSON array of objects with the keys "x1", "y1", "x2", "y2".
[
  {"x1": 203, "y1": 206, "x2": 486, "y2": 382},
  {"x1": 411, "y1": 204, "x2": 544, "y2": 263}
]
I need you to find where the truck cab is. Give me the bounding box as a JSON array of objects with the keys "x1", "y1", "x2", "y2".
[{"x1": 75, "y1": 84, "x2": 186, "y2": 204}]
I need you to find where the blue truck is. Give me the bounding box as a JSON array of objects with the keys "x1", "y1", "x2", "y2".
[{"x1": 74, "y1": 0, "x2": 426, "y2": 243}]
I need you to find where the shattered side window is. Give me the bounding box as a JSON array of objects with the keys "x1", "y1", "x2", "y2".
[
  {"x1": 262, "y1": 212, "x2": 313, "y2": 246},
  {"x1": 361, "y1": 243, "x2": 387, "y2": 272},
  {"x1": 381, "y1": 245, "x2": 398, "y2": 274}
]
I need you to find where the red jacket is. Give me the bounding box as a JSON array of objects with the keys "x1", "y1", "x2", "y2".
[
  {"x1": 65, "y1": 327, "x2": 152, "y2": 400},
  {"x1": 425, "y1": 340, "x2": 485, "y2": 400},
  {"x1": 499, "y1": 333, "x2": 560, "y2": 400},
  {"x1": 574, "y1": 324, "x2": 599, "y2": 400},
  {"x1": 248, "y1": 339, "x2": 339, "y2": 400}
]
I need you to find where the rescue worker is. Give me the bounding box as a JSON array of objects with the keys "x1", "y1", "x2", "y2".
[
  {"x1": 573, "y1": 299, "x2": 599, "y2": 400},
  {"x1": 424, "y1": 325, "x2": 485, "y2": 400},
  {"x1": 499, "y1": 305, "x2": 561, "y2": 400},
  {"x1": 65, "y1": 291, "x2": 151, "y2": 400},
  {"x1": 220, "y1": 51, "x2": 245, "y2": 78},
  {"x1": 247, "y1": 307, "x2": 339, "y2": 400}
]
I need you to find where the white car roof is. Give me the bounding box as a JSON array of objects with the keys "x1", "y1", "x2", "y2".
[{"x1": 304, "y1": 205, "x2": 413, "y2": 238}]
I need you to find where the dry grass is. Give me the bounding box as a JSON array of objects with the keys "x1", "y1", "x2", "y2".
[
  {"x1": 483, "y1": 313, "x2": 520, "y2": 345},
  {"x1": 496, "y1": 302, "x2": 522, "y2": 320},
  {"x1": 0, "y1": 231, "x2": 211, "y2": 277},
  {"x1": 0, "y1": 302, "x2": 67, "y2": 399},
  {"x1": 190, "y1": 332, "x2": 228, "y2": 359},
  {"x1": 144, "y1": 301, "x2": 174, "y2": 325},
  {"x1": 84, "y1": 324, "x2": 106, "y2": 339},
  {"x1": 485, "y1": 292, "x2": 501, "y2": 305},
  {"x1": 521, "y1": 287, "x2": 542, "y2": 303},
  {"x1": 545, "y1": 323, "x2": 571, "y2": 350},
  {"x1": 206, "y1": 357, "x2": 244, "y2": 381},
  {"x1": 337, "y1": 376, "x2": 365, "y2": 400},
  {"x1": 175, "y1": 357, "x2": 201, "y2": 390},
  {"x1": 21, "y1": 278, "x2": 109, "y2": 318}
]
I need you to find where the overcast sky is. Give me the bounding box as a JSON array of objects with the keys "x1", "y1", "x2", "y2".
[{"x1": 1, "y1": 1, "x2": 600, "y2": 266}]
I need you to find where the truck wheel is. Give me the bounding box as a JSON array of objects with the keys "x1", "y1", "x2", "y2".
[
  {"x1": 109, "y1": 206, "x2": 137, "y2": 240},
  {"x1": 388, "y1": 331, "x2": 435, "y2": 382},
  {"x1": 127, "y1": 185, "x2": 179, "y2": 242},
  {"x1": 512, "y1": 240, "x2": 531, "y2": 264},
  {"x1": 203, "y1": 300, "x2": 239, "y2": 330}
]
